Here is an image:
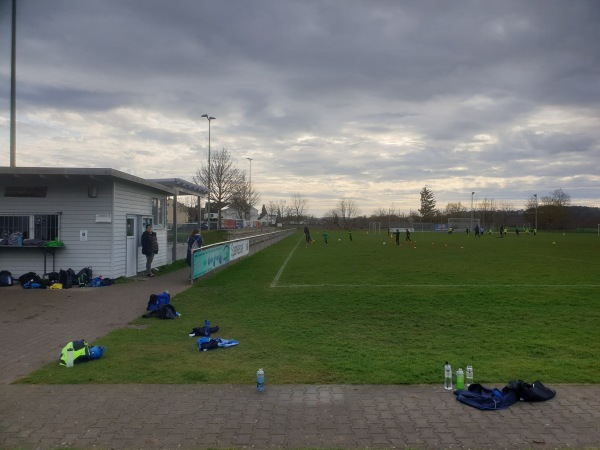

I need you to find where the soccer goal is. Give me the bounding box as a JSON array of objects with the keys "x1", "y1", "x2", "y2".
[
  {"x1": 368, "y1": 222, "x2": 381, "y2": 235},
  {"x1": 448, "y1": 218, "x2": 480, "y2": 232}
]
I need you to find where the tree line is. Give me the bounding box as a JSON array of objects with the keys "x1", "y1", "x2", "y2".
[{"x1": 178, "y1": 149, "x2": 598, "y2": 231}]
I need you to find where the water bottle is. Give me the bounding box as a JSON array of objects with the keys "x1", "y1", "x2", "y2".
[
  {"x1": 466, "y1": 365, "x2": 473, "y2": 387},
  {"x1": 456, "y1": 368, "x2": 465, "y2": 390},
  {"x1": 204, "y1": 319, "x2": 210, "y2": 337},
  {"x1": 66, "y1": 348, "x2": 74, "y2": 368},
  {"x1": 444, "y1": 362, "x2": 452, "y2": 390},
  {"x1": 257, "y1": 368, "x2": 264, "y2": 392}
]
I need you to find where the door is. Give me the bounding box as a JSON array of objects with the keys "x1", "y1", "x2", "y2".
[{"x1": 126, "y1": 216, "x2": 137, "y2": 277}]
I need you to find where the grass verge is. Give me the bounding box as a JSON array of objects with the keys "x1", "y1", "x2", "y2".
[{"x1": 22, "y1": 230, "x2": 600, "y2": 385}]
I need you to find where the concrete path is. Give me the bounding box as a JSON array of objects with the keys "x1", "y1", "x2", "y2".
[{"x1": 1, "y1": 269, "x2": 599, "y2": 449}]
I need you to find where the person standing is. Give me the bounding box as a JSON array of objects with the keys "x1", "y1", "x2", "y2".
[
  {"x1": 303, "y1": 226, "x2": 312, "y2": 243},
  {"x1": 405, "y1": 228, "x2": 412, "y2": 242},
  {"x1": 348, "y1": 229, "x2": 353, "y2": 241},
  {"x1": 395, "y1": 229, "x2": 400, "y2": 245},
  {"x1": 186, "y1": 228, "x2": 203, "y2": 266},
  {"x1": 322, "y1": 231, "x2": 329, "y2": 245},
  {"x1": 141, "y1": 224, "x2": 158, "y2": 277}
]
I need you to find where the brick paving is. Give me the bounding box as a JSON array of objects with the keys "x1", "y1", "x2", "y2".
[{"x1": 1, "y1": 269, "x2": 599, "y2": 449}]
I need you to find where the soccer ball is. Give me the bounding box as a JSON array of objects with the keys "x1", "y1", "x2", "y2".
[
  {"x1": 338, "y1": 238, "x2": 341, "y2": 241},
  {"x1": 383, "y1": 242, "x2": 386, "y2": 245}
]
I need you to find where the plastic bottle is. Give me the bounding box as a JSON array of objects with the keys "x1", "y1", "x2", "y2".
[
  {"x1": 257, "y1": 368, "x2": 265, "y2": 392},
  {"x1": 456, "y1": 368, "x2": 465, "y2": 390},
  {"x1": 466, "y1": 365, "x2": 473, "y2": 387},
  {"x1": 66, "y1": 348, "x2": 74, "y2": 368},
  {"x1": 204, "y1": 319, "x2": 210, "y2": 337},
  {"x1": 444, "y1": 362, "x2": 452, "y2": 390}
]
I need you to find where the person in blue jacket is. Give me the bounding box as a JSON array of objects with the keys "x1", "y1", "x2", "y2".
[{"x1": 186, "y1": 228, "x2": 203, "y2": 266}]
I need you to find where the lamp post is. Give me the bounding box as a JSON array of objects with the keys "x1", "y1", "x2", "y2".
[
  {"x1": 201, "y1": 114, "x2": 215, "y2": 229},
  {"x1": 471, "y1": 191, "x2": 475, "y2": 231},
  {"x1": 534, "y1": 194, "x2": 538, "y2": 232},
  {"x1": 246, "y1": 157, "x2": 253, "y2": 222},
  {"x1": 10, "y1": 0, "x2": 17, "y2": 167}
]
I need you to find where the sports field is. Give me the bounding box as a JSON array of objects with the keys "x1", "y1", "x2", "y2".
[{"x1": 25, "y1": 230, "x2": 599, "y2": 385}]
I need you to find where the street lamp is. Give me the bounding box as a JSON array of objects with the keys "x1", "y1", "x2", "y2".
[
  {"x1": 534, "y1": 194, "x2": 538, "y2": 232},
  {"x1": 246, "y1": 157, "x2": 253, "y2": 222},
  {"x1": 201, "y1": 114, "x2": 215, "y2": 229},
  {"x1": 471, "y1": 191, "x2": 475, "y2": 231}
]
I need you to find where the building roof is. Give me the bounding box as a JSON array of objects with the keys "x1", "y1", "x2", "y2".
[
  {"x1": 0, "y1": 167, "x2": 205, "y2": 196},
  {"x1": 149, "y1": 178, "x2": 208, "y2": 196}
]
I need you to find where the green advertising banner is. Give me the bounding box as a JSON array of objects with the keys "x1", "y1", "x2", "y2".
[{"x1": 192, "y1": 243, "x2": 231, "y2": 280}]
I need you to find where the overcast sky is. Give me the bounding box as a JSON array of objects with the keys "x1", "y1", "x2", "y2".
[{"x1": 1, "y1": 0, "x2": 599, "y2": 216}]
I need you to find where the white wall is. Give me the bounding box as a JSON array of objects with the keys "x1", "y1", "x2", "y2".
[{"x1": 0, "y1": 176, "x2": 168, "y2": 280}]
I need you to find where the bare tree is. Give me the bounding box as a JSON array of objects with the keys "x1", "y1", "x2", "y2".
[
  {"x1": 477, "y1": 197, "x2": 496, "y2": 227},
  {"x1": 275, "y1": 199, "x2": 290, "y2": 224},
  {"x1": 193, "y1": 147, "x2": 242, "y2": 229},
  {"x1": 335, "y1": 198, "x2": 360, "y2": 228},
  {"x1": 290, "y1": 193, "x2": 309, "y2": 224},
  {"x1": 443, "y1": 202, "x2": 468, "y2": 217},
  {"x1": 540, "y1": 188, "x2": 571, "y2": 229},
  {"x1": 496, "y1": 201, "x2": 514, "y2": 225},
  {"x1": 266, "y1": 201, "x2": 279, "y2": 225},
  {"x1": 229, "y1": 173, "x2": 261, "y2": 221}
]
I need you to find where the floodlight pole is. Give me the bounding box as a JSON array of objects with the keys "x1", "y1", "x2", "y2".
[
  {"x1": 471, "y1": 192, "x2": 475, "y2": 231},
  {"x1": 10, "y1": 0, "x2": 17, "y2": 167},
  {"x1": 534, "y1": 194, "x2": 538, "y2": 232},
  {"x1": 201, "y1": 114, "x2": 215, "y2": 229},
  {"x1": 246, "y1": 157, "x2": 253, "y2": 223}
]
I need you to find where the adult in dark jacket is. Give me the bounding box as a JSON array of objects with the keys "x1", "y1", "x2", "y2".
[
  {"x1": 186, "y1": 228, "x2": 203, "y2": 266},
  {"x1": 141, "y1": 224, "x2": 158, "y2": 277}
]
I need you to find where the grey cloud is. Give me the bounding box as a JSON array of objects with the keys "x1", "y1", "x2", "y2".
[{"x1": 1, "y1": 0, "x2": 599, "y2": 213}]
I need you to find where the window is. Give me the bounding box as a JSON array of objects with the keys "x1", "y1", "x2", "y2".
[
  {"x1": 0, "y1": 213, "x2": 61, "y2": 242},
  {"x1": 152, "y1": 197, "x2": 165, "y2": 227}
]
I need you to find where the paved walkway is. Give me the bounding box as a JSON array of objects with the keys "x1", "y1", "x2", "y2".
[{"x1": 1, "y1": 270, "x2": 599, "y2": 449}]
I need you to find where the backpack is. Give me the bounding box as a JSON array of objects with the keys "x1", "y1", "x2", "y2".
[
  {"x1": 58, "y1": 268, "x2": 76, "y2": 289},
  {"x1": 142, "y1": 303, "x2": 178, "y2": 320},
  {"x1": 76, "y1": 267, "x2": 93, "y2": 287},
  {"x1": 100, "y1": 277, "x2": 115, "y2": 286},
  {"x1": 508, "y1": 380, "x2": 556, "y2": 402},
  {"x1": 59, "y1": 339, "x2": 90, "y2": 365},
  {"x1": 0, "y1": 270, "x2": 13, "y2": 287},
  {"x1": 146, "y1": 292, "x2": 171, "y2": 311},
  {"x1": 157, "y1": 304, "x2": 178, "y2": 319},
  {"x1": 47, "y1": 272, "x2": 60, "y2": 284},
  {"x1": 18, "y1": 272, "x2": 42, "y2": 285}
]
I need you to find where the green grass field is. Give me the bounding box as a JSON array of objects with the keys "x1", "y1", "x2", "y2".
[{"x1": 23, "y1": 230, "x2": 600, "y2": 385}]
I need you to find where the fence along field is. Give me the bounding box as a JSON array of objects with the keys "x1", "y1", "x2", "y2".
[{"x1": 22, "y1": 229, "x2": 599, "y2": 385}]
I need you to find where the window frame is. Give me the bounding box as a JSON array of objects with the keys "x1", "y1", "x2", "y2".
[{"x1": 0, "y1": 213, "x2": 61, "y2": 242}]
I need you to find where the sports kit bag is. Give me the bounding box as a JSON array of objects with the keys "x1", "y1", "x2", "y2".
[
  {"x1": 508, "y1": 380, "x2": 556, "y2": 402},
  {"x1": 0, "y1": 270, "x2": 13, "y2": 287}
]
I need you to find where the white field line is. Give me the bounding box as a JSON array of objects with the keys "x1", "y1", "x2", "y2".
[
  {"x1": 273, "y1": 283, "x2": 600, "y2": 288},
  {"x1": 270, "y1": 236, "x2": 303, "y2": 288}
]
